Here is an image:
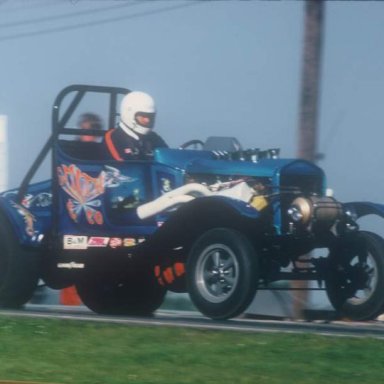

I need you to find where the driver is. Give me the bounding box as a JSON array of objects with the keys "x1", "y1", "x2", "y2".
[{"x1": 104, "y1": 91, "x2": 168, "y2": 160}]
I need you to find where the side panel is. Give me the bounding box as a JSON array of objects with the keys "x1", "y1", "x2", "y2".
[
  {"x1": 56, "y1": 159, "x2": 157, "y2": 237},
  {"x1": 0, "y1": 180, "x2": 52, "y2": 247},
  {"x1": 54, "y1": 150, "x2": 185, "y2": 252}
]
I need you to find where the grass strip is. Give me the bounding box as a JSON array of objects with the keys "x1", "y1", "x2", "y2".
[{"x1": 0, "y1": 316, "x2": 383, "y2": 384}]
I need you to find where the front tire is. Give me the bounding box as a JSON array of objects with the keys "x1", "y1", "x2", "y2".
[
  {"x1": 326, "y1": 231, "x2": 384, "y2": 321},
  {"x1": 186, "y1": 228, "x2": 259, "y2": 320},
  {"x1": 0, "y1": 214, "x2": 40, "y2": 307}
]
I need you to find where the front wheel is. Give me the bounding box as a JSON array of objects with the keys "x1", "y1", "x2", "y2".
[
  {"x1": 186, "y1": 228, "x2": 259, "y2": 320},
  {"x1": 325, "y1": 231, "x2": 384, "y2": 321}
]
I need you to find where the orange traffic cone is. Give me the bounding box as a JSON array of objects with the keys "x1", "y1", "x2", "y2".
[{"x1": 60, "y1": 285, "x2": 82, "y2": 306}]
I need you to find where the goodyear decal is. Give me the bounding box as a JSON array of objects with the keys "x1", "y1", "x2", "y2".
[{"x1": 58, "y1": 262, "x2": 85, "y2": 269}]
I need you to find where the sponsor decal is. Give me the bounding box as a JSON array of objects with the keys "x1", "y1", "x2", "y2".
[
  {"x1": 123, "y1": 238, "x2": 136, "y2": 247},
  {"x1": 88, "y1": 236, "x2": 110, "y2": 247},
  {"x1": 137, "y1": 237, "x2": 146, "y2": 244},
  {"x1": 109, "y1": 237, "x2": 123, "y2": 248},
  {"x1": 58, "y1": 262, "x2": 85, "y2": 269},
  {"x1": 157, "y1": 221, "x2": 164, "y2": 227},
  {"x1": 63, "y1": 235, "x2": 88, "y2": 250}
]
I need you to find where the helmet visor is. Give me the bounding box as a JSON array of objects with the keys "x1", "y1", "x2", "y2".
[{"x1": 135, "y1": 112, "x2": 155, "y2": 129}]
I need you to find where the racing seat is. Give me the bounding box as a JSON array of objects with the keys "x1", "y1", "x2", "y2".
[{"x1": 58, "y1": 140, "x2": 105, "y2": 160}]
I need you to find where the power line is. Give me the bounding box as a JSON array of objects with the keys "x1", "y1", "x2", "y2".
[
  {"x1": 0, "y1": 1, "x2": 203, "y2": 42},
  {"x1": 0, "y1": 0, "x2": 62, "y2": 13},
  {"x1": 0, "y1": 1, "x2": 143, "y2": 29}
]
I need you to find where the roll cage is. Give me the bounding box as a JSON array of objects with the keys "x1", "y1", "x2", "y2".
[{"x1": 17, "y1": 84, "x2": 130, "y2": 203}]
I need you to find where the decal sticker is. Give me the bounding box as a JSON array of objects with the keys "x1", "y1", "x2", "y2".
[
  {"x1": 22, "y1": 192, "x2": 52, "y2": 208},
  {"x1": 57, "y1": 262, "x2": 85, "y2": 269},
  {"x1": 103, "y1": 165, "x2": 136, "y2": 188},
  {"x1": 123, "y1": 238, "x2": 136, "y2": 247},
  {"x1": 58, "y1": 164, "x2": 137, "y2": 225},
  {"x1": 63, "y1": 235, "x2": 88, "y2": 250},
  {"x1": 11, "y1": 202, "x2": 36, "y2": 236},
  {"x1": 109, "y1": 237, "x2": 123, "y2": 248},
  {"x1": 21, "y1": 194, "x2": 33, "y2": 207},
  {"x1": 137, "y1": 237, "x2": 146, "y2": 244},
  {"x1": 88, "y1": 237, "x2": 110, "y2": 247},
  {"x1": 161, "y1": 178, "x2": 172, "y2": 194},
  {"x1": 58, "y1": 164, "x2": 105, "y2": 225}
]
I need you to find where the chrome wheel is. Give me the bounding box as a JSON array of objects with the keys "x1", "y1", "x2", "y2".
[
  {"x1": 187, "y1": 228, "x2": 259, "y2": 320},
  {"x1": 195, "y1": 244, "x2": 239, "y2": 303}
]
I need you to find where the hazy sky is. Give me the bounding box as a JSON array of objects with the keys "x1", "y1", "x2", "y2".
[{"x1": 1, "y1": 0, "x2": 384, "y2": 218}]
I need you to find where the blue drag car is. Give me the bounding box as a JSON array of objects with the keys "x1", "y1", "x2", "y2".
[{"x1": 1, "y1": 84, "x2": 384, "y2": 320}]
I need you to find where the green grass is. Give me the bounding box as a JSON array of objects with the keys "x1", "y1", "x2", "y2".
[{"x1": 0, "y1": 316, "x2": 383, "y2": 384}]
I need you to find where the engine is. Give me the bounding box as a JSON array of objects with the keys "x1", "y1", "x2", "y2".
[{"x1": 287, "y1": 196, "x2": 343, "y2": 231}]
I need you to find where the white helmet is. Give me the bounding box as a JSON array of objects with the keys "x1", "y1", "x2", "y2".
[{"x1": 119, "y1": 91, "x2": 156, "y2": 136}]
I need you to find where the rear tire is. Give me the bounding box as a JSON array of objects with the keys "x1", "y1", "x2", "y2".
[
  {"x1": 187, "y1": 228, "x2": 259, "y2": 320},
  {"x1": 325, "y1": 231, "x2": 384, "y2": 320},
  {"x1": 76, "y1": 264, "x2": 166, "y2": 316},
  {"x1": 0, "y1": 214, "x2": 40, "y2": 307}
]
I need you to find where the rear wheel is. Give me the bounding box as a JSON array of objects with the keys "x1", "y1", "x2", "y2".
[
  {"x1": 187, "y1": 228, "x2": 259, "y2": 320},
  {"x1": 76, "y1": 265, "x2": 166, "y2": 316},
  {"x1": 0, "y1": 214, "x2": 40, "y2": 307},
  {"x1": 325, "y1": 231, "x2": 384, "y2": 320}
]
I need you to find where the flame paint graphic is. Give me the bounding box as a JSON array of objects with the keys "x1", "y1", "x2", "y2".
[{"x1": 11, "y1": 202, "x2": 36, "y2": 236}]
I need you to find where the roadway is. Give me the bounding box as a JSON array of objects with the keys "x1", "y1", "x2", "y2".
[{"x1": 0, "y1": 304, "x2": 383, "y2": 340}]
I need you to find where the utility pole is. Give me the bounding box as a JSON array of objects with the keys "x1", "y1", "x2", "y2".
[
  {"x1": 298, "y1": 0, "x2": 324, "y2": 162},
  {"x1": 292, "y1": 0, "x2": 325, "y2": 319}
]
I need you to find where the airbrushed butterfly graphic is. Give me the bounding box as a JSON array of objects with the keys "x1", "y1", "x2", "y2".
[{"x1": 58, "y1": 164, "x2": 135, "y2": 225}]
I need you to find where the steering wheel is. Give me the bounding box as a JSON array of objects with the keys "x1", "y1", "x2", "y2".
[{"x1": 179, "y1": 139, "x2": 205, "y2": 150}]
